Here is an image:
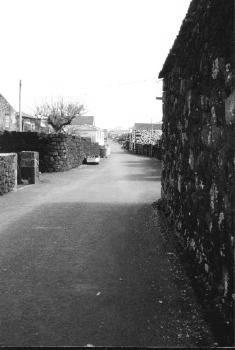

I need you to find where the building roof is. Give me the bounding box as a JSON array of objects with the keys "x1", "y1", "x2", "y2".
[
  {"x1": 133, "y1": 123, "x2": 162, "y2": 131},
  {"x1": 0, "y1": 94, "x2": 36, "y2": 120},
  {"x1": 16, "y1": 112, "x2": 37, "y2": 119},
  {"x1": 158, "y1": 0, "x2": 234, "y2": 78},
  {"x1": 0, "y1": 94, "x2": 15, "y2": 112},
  {"x1": 71, "y1": 115, "x2": 95, "y2": 126}
]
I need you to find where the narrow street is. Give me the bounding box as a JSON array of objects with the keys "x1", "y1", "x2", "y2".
[{"x1": 0, "y1": 142, "x2": 214, "y2": 347}]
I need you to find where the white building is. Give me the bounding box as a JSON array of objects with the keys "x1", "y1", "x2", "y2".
[
  {"x1": 67, "y1": 124, "x2": 105, "y2": 146},
  {"x1": 66, "y1": 115, "x2": 105, "y2": 145}
]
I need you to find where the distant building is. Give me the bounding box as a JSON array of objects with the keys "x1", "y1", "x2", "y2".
[
  {"x1": 39, "y1": 117, "x2": 53, "y2": 133},
  {"x1": 0, "y1": 94, "x2": 19, "y2": 131},
  {"x1": 108, "y1": 128, "x2": 130, "y2": 139},
  {"x1": 103, "y1": 129, "x2": 108, "y2": 143},
  {"x1": 71, "y1": 115, "x2": 95, "y2": 126},
  {"x1": 67, "y1": 124, "x2": 105, "y2": 146},
  {"x1": 129, "y1": 122, "x2": 162, "y2": 149},
  {"x1": 19, "y1": 112, "x2": 40, "y2": 132},
  {"x1": 14, "y1": 112, "x2": 52, "y2": 133},
  {"x1": 132, "y1": 122, "x2": 162, "y2": 131},
  {"x1": 0, "y1": 93, "x2": 53, "y2": 133},
  {"x1": 67, "y1": 115, "x2": 105, "y2": 145}
]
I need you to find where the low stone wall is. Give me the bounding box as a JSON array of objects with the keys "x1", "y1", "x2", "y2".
[
  {"x1": 19, "y1": 151, "x2": 39, "y2": 184},
  {"x1": 39, "y1": 135, "x2": 100, "y2": 172},
  {"x1": 81, "y1": 137, "x2": 100, "y2": 158},
  {"x1": 0, "y1": 153, "x2": 17, "y2": 195},
  {"x1": 135, "y1": 143, "x2": 153, "y2": 157},
  {"x1": 0, "y1": 131, "x2": 100, "y2": 173},
  {"x1": 127, "y1": 142, "x2": 162, "y2": 160},
  {"x1": 38, "y1": 134, "x2": 84, "y2": 172}
]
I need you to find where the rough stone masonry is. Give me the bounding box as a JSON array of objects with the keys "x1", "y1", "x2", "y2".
[
  {"x1": 0, "y1": 153, "x2": 17, "y2": 195},
  {"x1": 158, "y1": 0, "x2": 234, "y2": 345},
  {"x1": 0, "y1": 131, "x2": 100, "y2": 174}
]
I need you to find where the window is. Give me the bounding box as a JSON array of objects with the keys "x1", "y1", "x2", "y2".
[{"x1": 5, "y1": 115, "x2": 10, "y2": 128}]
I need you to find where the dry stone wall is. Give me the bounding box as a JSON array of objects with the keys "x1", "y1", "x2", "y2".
[
  {"x1": 124, "y1": 133, "x2": 162, "y2": 159},
  {"x1": 0, "y1": 153, "x2": 17, "y2": 194},
  {"x1": 19, "y1": 151, "x2": 39, "y2": 184},
  {"x1": 133, "y1": 142, "x2": 162, "y2": 159},
  {"x1": 0, "y1": 131, "x2": 100, "y2": 173},
  {"x1": 127, "y1": 129, "x2": 162, "y2": 159},
  {"x1": 37, "y1": 134, "x2": 84, "y2": 172},
  {"x1": 159, "y1": 0, "x2": 234, "y2": 344}
]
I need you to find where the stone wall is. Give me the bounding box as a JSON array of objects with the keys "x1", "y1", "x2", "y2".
[
  {"x1": 0, "y1": 153, "x2": 17, "y2": 195},
  {"x1": 37, "y1": 133, "x2": 85, "y2": 172},
  {"x1": 158, "y1": 0, "x2": 234, "y2": 345},
  {"x1": 0, "y1": 132, "x2": 100, "y2": 173},
  {"x1": 124, "y1": 140, "x2": 162, "y2": 160},
  {"x1": 19, "y1": 151, "x2": 39, "y2": 184},
  {"x1": 134, "y1": 142, "x2": 162, "y2": 159}
]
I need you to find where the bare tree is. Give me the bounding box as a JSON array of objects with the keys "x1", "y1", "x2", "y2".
[{"x1": 36, "y1": 98, "x2": 84, "y2": 133}]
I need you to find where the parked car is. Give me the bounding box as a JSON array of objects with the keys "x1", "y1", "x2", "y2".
[{"x1": 86, "y1": 155, "x2": 100, "y2": 164}]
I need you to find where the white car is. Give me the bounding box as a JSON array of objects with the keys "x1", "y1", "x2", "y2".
[{"x1": 86, "y1": 155, "x2": 100, "y2": 164}]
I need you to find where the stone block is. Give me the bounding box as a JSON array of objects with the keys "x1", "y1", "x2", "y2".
[
  {"x1": 225, "y1": 90, "x2": 235, "y2": 125},
  {"x1": 19, "y1": 151, "x2": 39, "y2": 184},
  {"x1": 0, "y1": 153, "x2": 17, "y2": 194}
]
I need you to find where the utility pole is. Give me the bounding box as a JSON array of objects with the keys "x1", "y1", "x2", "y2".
[{"x1": 19, "y1": 80, "x2": 22, "y2": 132}]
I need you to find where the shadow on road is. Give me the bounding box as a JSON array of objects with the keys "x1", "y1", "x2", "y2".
[
  {"x1": 0, "y1": 201, "x2": 214, "y2": 348},
  {"x1": 110, "y1": 150, "x2": 127, "y2": 155},
  {"x1": 122, "y1": 159, "x2": 161, "y2": 167},
  {"x1": 121, "y1": 159, "x2": 161, "y2": 181},
  {"x1": 125, "y1": 174, "x2": 161, "y2": 182}
]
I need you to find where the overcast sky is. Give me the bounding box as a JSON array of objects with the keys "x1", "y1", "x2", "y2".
[{"x1": 0, "y1": 0, "x2": 190, "y2": 129}]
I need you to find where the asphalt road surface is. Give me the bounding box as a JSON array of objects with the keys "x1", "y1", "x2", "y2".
[{"x1": 0, "y1": 141, "x2": 214, "y2": 347}]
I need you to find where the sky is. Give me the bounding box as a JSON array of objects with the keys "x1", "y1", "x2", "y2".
[{"x1": 0, "y1": 0, "x2": 191, "y2": 129}]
